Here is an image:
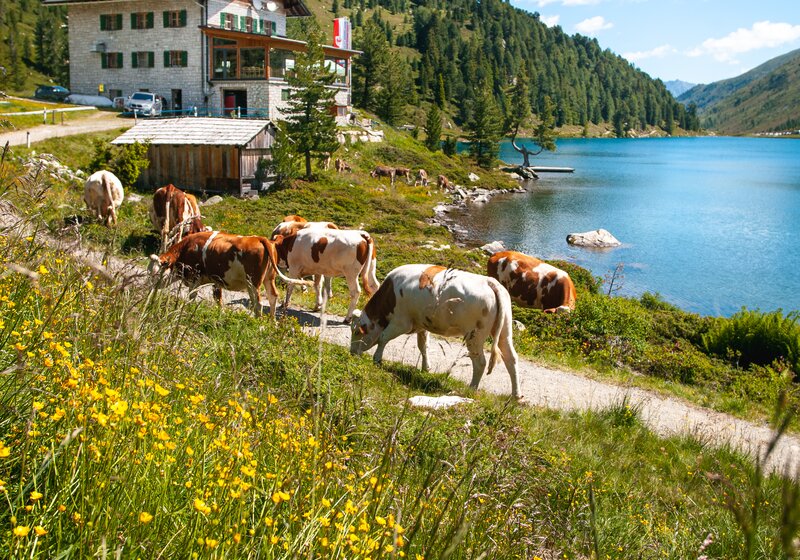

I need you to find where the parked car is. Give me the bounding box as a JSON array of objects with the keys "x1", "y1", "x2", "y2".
[
  {"x1": 34, "y1": 85, "x2": 70, "y2": 102},
  {"x1": 124, "y1": 91, "x2": 162, "y2": 117}
]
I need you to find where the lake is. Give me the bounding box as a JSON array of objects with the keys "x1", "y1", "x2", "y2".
[{"x1": 456, "y1": 137, "x2": 800, "y2": 317}]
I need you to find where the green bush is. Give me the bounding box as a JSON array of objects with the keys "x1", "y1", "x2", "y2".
[
  {"x1": 702, "y1": 309, "x2": 800, "y2": 377},
  {"x1": 86, "y1": 139, "x2": 150, "y2": 188}
]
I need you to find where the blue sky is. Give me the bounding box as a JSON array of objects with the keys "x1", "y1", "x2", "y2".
[{"x1": 509, "y1": 0, "x2": 800, "y2": 85}]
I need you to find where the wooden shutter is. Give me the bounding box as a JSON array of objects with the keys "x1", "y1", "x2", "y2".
[
  {"x1": 271, "y1": 21, "x2": 276, "y2": 35},
  {"x1": 100, "y1": 14, "x2": 106, "y2": 30},
  {"x1": 101, "y1": 53, "x2": 108, "y2": 68},
  {"x1": 164, "y1": 51, "x2": 170, "y2": 67},
  {"x1": 181, "y1": 51, "x2": 187, "y2": 67},
  {"x1": 130, "y1": 13, "x2": 136, "y2": 29},
  {"x1": 163, "y1": 11, "x2": 169, "y2": 27},
  {"x1": 115, "y1": 14, "x2": 122, "y2": 30},
  {"x1": 220, "y1": 12, "x2": 226, "y2": 27},
  {"x1": 148, "y1": 51, "x2": 154, "y2": 67},
  {"x1": 147, "y1": 12, "x2": 154, "y2": 28},
  {"x1": 131, "y1": 51, "x2": 138, "y2": 68},
  {"x1": 117, "y1": 52, "x2": 123, "y2": 67},
  {"x1": 179, "y1": 10, "x2": 187, "y2": 27}
]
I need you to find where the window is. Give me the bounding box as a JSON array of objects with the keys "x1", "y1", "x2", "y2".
[
  {"x1": 240, "y1": 48, "x2": 265, "y2": 79},
  {"x1": 325, "y1": 57, "x2": 347, "y2": 85},
  {"x1": 269, "y1": 49, "x2": 295, "y2": 79},
  {"x1": 108, "y1": 89, "x2": 122, "y2": 99},
  {"x1": 100, "y1": 14, "x2": 123, "y2": 31},
  {"x1": 245, "y1": 16, "x2": 253, "y2": 33},
  {"x1": 163, "y1": 10, "x2": 187, "y2": 28},
  {"x1": 132, "y1": 51, "x2": 154, "y2": 68},
  {"x1": 221, "y1": 12, "x2": 234, "y2": 30},
  {"x1": 281, "y1": 89, "x2": 290, "y2": 101},
  {"x1": 101, "y1": 52, "x2": 123, "y2": 69},
  {"x1": 164, "y1": 50, "x2": 188, "y2": 68},
  {"x1": 213, "y1": 48, "x2": 237, "y2": 79},
  {"x1": 131, "y1": 12, "x2": 154, "y2": 29}
]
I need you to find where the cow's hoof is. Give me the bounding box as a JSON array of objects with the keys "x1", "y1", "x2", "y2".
[
  {"x1": 343, "y1": 316, "x2": 353, "y2": 324},
  {"x1": 512, "y1": 395, "x2": 527, "y2": 404}
]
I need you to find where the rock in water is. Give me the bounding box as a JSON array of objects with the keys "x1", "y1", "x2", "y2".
[
  {"x1": 480, "y1": 240, "x2": 506, "y2": 255},
  {"x1": 566, "y1": 229, "x2": 621, "y2": 248}
]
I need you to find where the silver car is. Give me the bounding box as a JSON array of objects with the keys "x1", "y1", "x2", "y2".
[{"x1": 124, "y1": 92, "x2": 162, "y2": 117}]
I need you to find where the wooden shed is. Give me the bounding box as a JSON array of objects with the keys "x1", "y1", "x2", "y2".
[{"x1": 111, "y1": 117, "x2": 275, "y2": 196}]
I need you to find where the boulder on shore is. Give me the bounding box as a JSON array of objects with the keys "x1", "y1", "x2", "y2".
[
  {"x1": 566, "y1": 229, "x2": 621, "y2": 248},
  {"x1": 468, "y1": 172, "x2": 480, "y2": 182}
]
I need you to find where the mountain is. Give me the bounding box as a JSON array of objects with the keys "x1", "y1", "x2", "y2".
[
  {"x1": 678, "y1": 48, "x2": 800, "y2": 134},
  {"x1": 664, "y1": 80, "x2": 696, "y2": 97}
]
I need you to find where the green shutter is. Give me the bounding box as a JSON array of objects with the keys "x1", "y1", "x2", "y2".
[
  {"x1": 220, "y1": 12, "x2": 226, "y2": 27},
  {"x1": 147, "y1": 12, "x2": 154, "y2": 28},
  {"x1": 100, "y1": 14, "x2": 106, "y2": 30},
  {"x1": 179, "y1": 10, "x2": 187, "y2": 27},
  {"x1": 101, "y1": 53, "x2": 108, "y2": 68},
  {"x1": 163, "y1": 11, "x2": 169, "y2": 27},
  {"x1": 130, "y1": 13, "x2": 136, "y2": 29},
  {"x1": 164, "y1": 51, "x2": 170, "y2": 67},
  {"x1": 116, "y1": 14, "x2": 122, "y2": 30},
  {"x1": 117, "y1": 52, "x2": 123, "y2": 67},
  {"x1": 181, "y1": 51, "x2": 187, "y2": 67},
  {"x1": 148, "y1": 51, "x2": 154, "y2": 67},
  {"x1": 271, "y1": 21, "x2": 276, "y2": 35},
  {"x1": 131, "y1": 51, "x2": 138, "y2": 68}
]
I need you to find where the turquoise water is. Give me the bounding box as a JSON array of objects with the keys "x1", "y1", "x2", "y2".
[{"x1": 458, "y1": 137, "x2": 800, "y2": 317}]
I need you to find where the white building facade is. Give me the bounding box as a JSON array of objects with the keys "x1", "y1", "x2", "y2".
[{"x1": 44, "y1": 0, "x2": 356, "y2": 123}]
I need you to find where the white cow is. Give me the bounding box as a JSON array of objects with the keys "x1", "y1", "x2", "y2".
[
  {"x1": 350, "y1": 264, "x2": 521, "y2": 398},
  {"x1": 270, "y1": 215, "x2": 340, "y2": 299},
  {"x1": 83, "y1": 170, "x2": 124, "y2": 226},
  {"x1": 273, "y1": 228, "x2": 380, "y2": 322}
]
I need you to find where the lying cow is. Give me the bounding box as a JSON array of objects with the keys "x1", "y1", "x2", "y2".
[
  {"x1": 148, "y1": 230, "x2": 311, "y2": 318},
  {"x1": 350, "y1": 264, "x2": 521, "y2": 398},
  {"x1": 274, "y1": 228, "x2": 380, "y2": 322},
  {"x1": 335, "y1": 158, "x2": 352, "y2": 173},
  {"x1": 414, "y1": 169, "x2": 429, "y2": 187},
  {"x1": 149, "y1": 184, "x2": 207, "y2": 253},
  {"x1": 487, "y1": 251, "x2": 577, "y2": 313},
  {"x1": 437, "y1": 174, "x2": 453, "y2": 190},
  {"x1": 84, "y1": 170, "x2": 124, "y2": 226},
  {"x1": 370, "y1": 165, "x2": 396, "y2": 186}
]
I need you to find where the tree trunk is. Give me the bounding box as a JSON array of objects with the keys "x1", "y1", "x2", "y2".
[{"x1": 305, "y1": 151, "x2": 312, "y2": 180}]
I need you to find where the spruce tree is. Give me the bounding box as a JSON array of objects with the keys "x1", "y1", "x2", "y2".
[
  {"x1": 374, "y1": 51, "x2": 412, "y2": 125},
  {"x1": 352, "y1": 21, "x2": 389, "y2": 110},
  {"x1": 466, "y1": 85, "x2": 502, "y2": 169},
  {"x1": 424, "y1": 104, "x2": 442, "y2": 151},
  {"x1": 284, "y1": 25, "x2": 339, "y2": 180}
]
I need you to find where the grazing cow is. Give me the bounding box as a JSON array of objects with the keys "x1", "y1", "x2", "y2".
[
  {"x1": 370, "y1": 165, "x2": 396, "y2": 186},
  {"x1": 437, "y1": 174, "x2": 453, "y2": 190},
  {"x1": 83, "y1": 170, "x2": 124, "y2": 226},
  {"x1": 274, "y1": 228, "x2": 380, "y2": 322},
  {"x1": 393, "y1": 167, "x2": 412, "y2": 184},
  {"x1": 321, "y1": 154, "x2": 332, "y2": 171},
  {"x1": 148, "y1": 231, "x2": 311, "y2": 318},
  {"x1": 270, "y1": 216, "x2": 339, "y2": 240},
  {"x1": 487, "y1": 251, "x2": 577, "y2": 313},
  {"x1": 335, "y1": 158, "x2": 352, "y2": 173},
  {"x1": 149, "y1": 184, "x2": 207, "y2": 253},
  {"x1": 414, "y1": 169, "x2": 429, "y2": 187},
  {"x1": 350, "y1": 264, "x2": 521, "y2": 398}
]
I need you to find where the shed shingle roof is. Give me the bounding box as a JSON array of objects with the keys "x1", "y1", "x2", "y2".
[{"x1": 111, "y1": 117, "x2": 272, "y2": 146}]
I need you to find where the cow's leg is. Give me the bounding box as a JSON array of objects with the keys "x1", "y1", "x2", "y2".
[
  {"x1": 343, "y1": 273, "x2": 361, "y2": 323},
  {"x1": 498, "y1": 332, "x2": 521, "y2": 399},
  {"x1": 313, "y1": 275, "x2": 324, "y2": 312},
  {"x1": 417, "y1": 331, "x2": 429, "y2": 371},
  {"x1": 373, "y1": 320, "x2": 411, "y2": 365},
  {"x1": 324, "y1": 276, "x2": 333, "y2": 300},
  {"x1": 264, "y1": 274, "x2": 279, "y2": 320},
  {"x1": 283, "y1": 283, "x2": 295, "y2": 310},
  {"x1": 212, "y1": 285, "x2": 223, "y2": 308},
  {"x1": 247, "y1": 282, "x2": 262, "y2": 318},
  {"x1": 466, "y1": 333, "x2": 488, "y2": 391}
]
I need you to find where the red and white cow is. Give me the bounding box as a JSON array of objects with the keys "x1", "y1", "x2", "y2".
[
  {"x1": 487, "y1": 251, "x2": 577, "y2": 313},
  {"x1": 84, "y1": 170, "x2": 124, "y2": 226},
  {"x1": 148, "y1": 230, "x2": 311, "y2": 318},
  {"x1": 269, "y1": 215, "x2": 339, "y2": 240},
  {"x1": 149, "y1": 184, "x2": 207, "y2": 252},
  {"x1": 350, "y1": 264, "x2": 521, "y2": 398},
  {"x1": 274, "y1": 228, "x2": 380, "y2": 322}
]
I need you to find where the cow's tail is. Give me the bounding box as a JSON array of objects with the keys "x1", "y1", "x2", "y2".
[
  {"x1": 102, "y1": 173, "x2": 118, "y2": 225},
  {"x1": 487, "y1": 279, "x2": 510, "y2": 376},
  {"x1": 260, "y1": 239, "x2": 313, "y2": 287},
  {"x1": 359, "y1": 234, "x2": 380, "y2": 296}
]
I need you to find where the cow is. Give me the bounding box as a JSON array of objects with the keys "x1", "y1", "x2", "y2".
[
  {"x1": 83, "y1": 170, "x2": 124, "y2": 226},
  {"x1": 370, "y1": 165, "x2": 396, "y2": 186},
  {"x1": 414, "y1": 169, "x2": 429, "y2": 187},
  {"x1": 147, "y1": 230, "x2": 311, "y2": 318},
  {"x1": 321, "y1": 154, "x2": 332, "y2": 171},
  {"x1": 437, "y1": 174, "x2": 453, "y2": 191},
  {"x1": 393, "y1": 167, "x2": 412, "y2": 184},
  {"x1": 487, "y1": 251, "x2": 577, "y2": 313},
  {"x1": 350, "y1": 264, "x2": 521, "y2": 398},
  {"x1": 274, "y1": 228, "x2": 380, "y2": 322},
  {"x1": 270, "y1": 216, "x2": 340, "y2": 300},
  {"x1": 149, "y1": 184, "x2": 207, "y2": 253},
  {"x1": 335, "y1": 158, "x2": 352, "y2": 173}
]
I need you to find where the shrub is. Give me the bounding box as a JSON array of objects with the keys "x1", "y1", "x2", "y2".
[
  {"x1": 702, "y1": 309, "x2": 800, "y2": 378},
  {"x1": 550, "y1": 259, "x2": 601, "y2": 295},
  {"x1": 86, "y1": 140, "x2": 150, "y2": 188}
]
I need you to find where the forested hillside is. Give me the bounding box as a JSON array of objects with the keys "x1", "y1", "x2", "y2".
[{"x1": 0, "y1": 0, "x2": 68, "y2": 93}]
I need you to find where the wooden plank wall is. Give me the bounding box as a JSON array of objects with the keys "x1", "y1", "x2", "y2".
[{"x1": 138, "y1": 145, "x2": 242, "y2": 194}]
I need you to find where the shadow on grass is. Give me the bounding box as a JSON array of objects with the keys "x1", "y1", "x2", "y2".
[
  {"x1": 383, "y1": 362, "x2": 450, "y2": 393},
  {"x1": 121, "y1": 232, "x2": 159, "y2": 255}
]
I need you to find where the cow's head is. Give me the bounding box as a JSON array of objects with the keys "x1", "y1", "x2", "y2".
[
  {"x1": 349, "y1": 309, "x2": 382, "y2": 355},
  {"x1": 147, "y1": 254, "x2": 168, "y2": 275}
]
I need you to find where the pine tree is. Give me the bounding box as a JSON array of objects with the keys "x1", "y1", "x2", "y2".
[
  {"x1": 435, "y1": 73, "x2": 446, "y2": 108},
  {"x1": 466, "y1": 85, "x2": 502, "y2": 169},
  {"x1": 284, "y1": 25, "x2": 339, "y2": 180},
  {"x1": 264, "y1": 122, "x2": 298, "y2": 189},
  {"x1": 424, "y1": 104, "x2": 442, "y2": 151},
  {"x1": 374, "y1": 51, "x2": 412, "y2": 125},
  {"x1": 352, "y1": 20, "x2": 389, "y2": 110}
]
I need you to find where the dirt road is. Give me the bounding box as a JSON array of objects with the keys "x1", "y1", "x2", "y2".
[{"x1": 0, "y1": 112, "x2": 128, "y2": 147}]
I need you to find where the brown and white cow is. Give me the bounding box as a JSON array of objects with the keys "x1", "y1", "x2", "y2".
[
  {"x1": 414, "y1": 169, "x2": 429, "y2": 187},
  {"x1": 370, "y1": 165, "x2": 396, "y2": 186},
  {"x1": 149, "y1": 184, "x2": 207, "y2": 253},
  {"x1": 274, "y1": 228, "x2": 380, "y2": 322},
  {"x1": 270, "y1": 215, "x2": 340, "y2": 299},
  {"x1": 148, "y1": 230, "x2": 311, "y2": 318},
  {"x1": 84, "y1": 170, "x2": 124, "y2": 226},
  {"x1": 437, "y1": 174, "x2": 453, "y2": 190},
  {"x1": 487, "y1": 251, "x2": 577, "y2": 313},
  {"x1": 393, "y1": 167, "x2": 412, "y2": 184},
  {"x1": 335, "y1": 158, "x2": 352, "y2": 173},
  {"x1": 350, "y1": 264, "x2": 521, "y2": 398}
]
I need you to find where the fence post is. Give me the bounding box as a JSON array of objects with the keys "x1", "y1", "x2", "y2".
[
  {"x1": 193, "y1": 106, "x2": 198, "y2": 117},
  {"x1": 52, "y1": 110, "x2": 56, "y2": 124},
  {"x1": 26, "y1": 131, "x2": 30, "y2": 148},
  {"x1": 61, "y1": 111, "x2": 65, "y2": 125},
  {"x1": 43, "y1": 109, "x2": 47, "y2": 124},
  {"x1": 236, "y1": 106, "x2": 241, "y2": 119}
]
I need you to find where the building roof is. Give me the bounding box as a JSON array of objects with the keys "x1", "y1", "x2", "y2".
[
  {"x1": 42, "y1": 0, "x2": 311, "y2": 14},
  {"x1": 111, "y1": 117, "x2": 272, "y2": 146}
]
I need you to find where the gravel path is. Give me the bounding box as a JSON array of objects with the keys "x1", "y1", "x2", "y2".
[{"x1": 0, "y1": 112, "x2": 128, "y2": 147}]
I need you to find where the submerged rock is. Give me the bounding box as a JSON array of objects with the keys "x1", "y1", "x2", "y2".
[{"x1": 566, "y1": 228, "x2": 621, "y2": 248}]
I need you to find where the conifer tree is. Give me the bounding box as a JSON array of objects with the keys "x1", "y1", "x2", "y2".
[
  {"x1": 284, "y1": 25, "x2": 339, "y2": 180},
  {"x1": 466, "y1": 84, "x2": 502, "y2": 169},
  {"x1": 424, "y1": 104, "x2": 442, "y2": 151},
  {"x1": 352, "y1": 20, "x2": 389, "y2": 110},
  {"x1": 374, "y1": 51, "x2": 412, "y2": 125}
]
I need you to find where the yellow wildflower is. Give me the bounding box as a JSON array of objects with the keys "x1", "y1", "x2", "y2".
[
  {"x1": 34, "y1": 526, "x2": 47, "y2": 536},
  {"x1": 271, "y1": 490, "x2": 290, "y2": 504},
  {"x1": 0, "y1": 441, "x2": 11, "y2": 458},
  {"x1": 30, "y1": 491, "x2": 43, "y2": 502},
  {"x1": 194, "y1": 498, "x2": 212, "y2": 515},
  {"x1": 154, "y1": 384, "x2": 170, "y2": 397},
  {"x1": 13, "y1": 526, "x2": 30, "y2": 537},
  {"x1": 38, "y1": 265, "x2": 49, "y2": 275},
  {"x1": 205, "y1": 538, "x2": 219, "y2": 548},
  {"x1": 139, "y1": 512, "x2": 153, "y2": 524}
]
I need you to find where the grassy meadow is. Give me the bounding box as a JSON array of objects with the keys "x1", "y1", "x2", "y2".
[{"x1": 1, "y1": 125, "x2": 799, "y2": 557}]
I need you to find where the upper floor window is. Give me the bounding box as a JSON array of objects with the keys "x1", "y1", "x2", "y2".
[
  {"x1": 100, "y1": 14, "x2": 123, "y2": 31},
  {"x1": 132, "y1": 51, "x2": 155, "y2": 68},
  {"x1": 163, "y1": 10, "x2": 187, "y2": 28},
  {"x1": 221, "y1": 12, "x2": 235, "y2": 30},
  {"x1": 101, "y1": 52, "x2": 123, "y2": 69},
  {"x1": 164, "y1": 50, "x2": 188, "y2": 68},
  {"x1": 131, "y1": 12, "x2": 154, "y2": 30}
]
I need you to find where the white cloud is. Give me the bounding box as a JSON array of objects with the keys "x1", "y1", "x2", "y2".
[
  {"x1": 541, "y1": 14, "x2": 560, "y2": 27},
  {"x1": 575, "y1": 16, "x2": 613, "y2": 35},
  {"x1": 623, "y1": 44, "x2": 676, "y2": 63},
  {"x1": 689, "y1": 21, "x2": 800, "y2": 63}
]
